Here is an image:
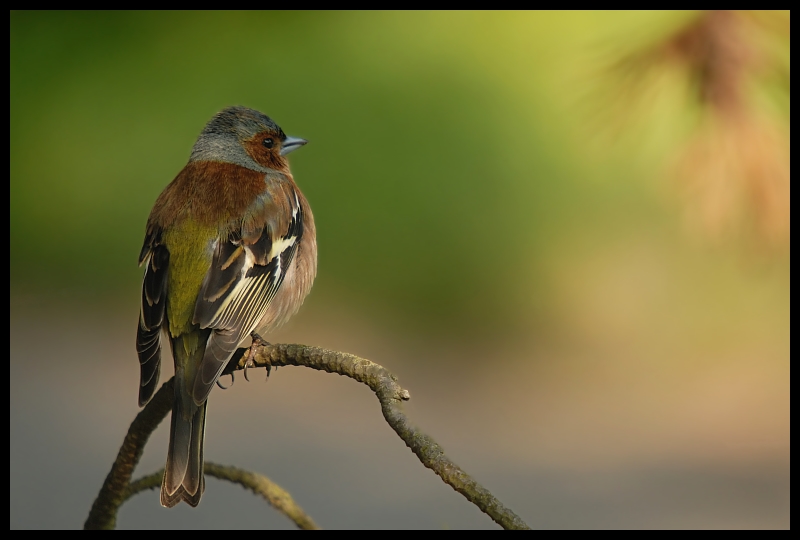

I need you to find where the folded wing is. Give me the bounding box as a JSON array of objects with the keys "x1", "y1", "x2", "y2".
[
  {"x1": 136, "y1": 226, "x2": 169, "y2": 406},
  {"x1": 191, "y1": 188, "x2": 304, "y2": 404}
]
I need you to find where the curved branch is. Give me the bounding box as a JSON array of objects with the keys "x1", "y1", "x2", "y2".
[
  {"x1": 84, "y1": 378, "x2": 173, "y2": 529},
  {"x1": 85, "y1": 343, "x2": 529, "y2": 530},
  {"x1": 205, "y1": 463, "x2": 320, "y2": 530},
  {"x1": 123, "y1": 470, "x2": 163, "y2": 498},
  {"x1": 236, "y1": 343, "x2": 530, "y2": 530},
  {"x1": 123, "y1": 466, "x2": 319, "y2": 530}
]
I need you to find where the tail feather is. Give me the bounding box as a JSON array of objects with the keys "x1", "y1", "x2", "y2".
[
  {"x1": 193, "y1": 328, "x2": 240, "y2": 405},
  {"x1": 161, "y1": 384, "x2": 207, "y2": 508}
]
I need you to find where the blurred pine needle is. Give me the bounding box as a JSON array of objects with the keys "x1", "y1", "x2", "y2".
[{"x1": 601, "y1": 10, "x2": 790, "y2": 248}]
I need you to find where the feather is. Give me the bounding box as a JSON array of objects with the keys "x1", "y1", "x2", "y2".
[
  {"x1": 161, "y1": 378, "x2": 206, "y2": 508},
  {"x1": 190, "y1": 189, "x2": 304, "y2": 404},
  {"x1": 137, "y1": 229, "x2": 169, "y2": 406},
  {"x1": 137, "y1": 107, "x2": 317, "y2": 509}
]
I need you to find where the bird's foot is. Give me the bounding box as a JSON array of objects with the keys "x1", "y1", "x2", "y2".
[
  {"x1": 245, "y1": 332, "x2": 272, "y2": 381},
  {"x1": 216, "y1": 372, "x2": 234, "y2": 389}
]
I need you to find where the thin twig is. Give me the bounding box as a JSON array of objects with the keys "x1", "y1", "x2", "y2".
[
  {"x1": 123, "y1": 465, "x2": 319, "y2": 530},
  {"x1": 123, "y1": 470, "x2": 163, "y2": 498},
  {"x1": 237, "y1": 343, "x2": 530, "y2": 530},
  {"x1": 85, "y1": 343, "x2": 530, "y2": 530}
]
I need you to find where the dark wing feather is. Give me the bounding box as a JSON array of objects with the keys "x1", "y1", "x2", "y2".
[
  {"x1": 136, "y1": 226, "x2": 169, "y2": 406},
  {"x1": 191, "y1": 192, "x2": 304, "y2": 404}
]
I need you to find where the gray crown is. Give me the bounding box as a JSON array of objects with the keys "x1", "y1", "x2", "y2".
[{"x1": 189, "y1": 106, "x2": 285, "y2": 172}]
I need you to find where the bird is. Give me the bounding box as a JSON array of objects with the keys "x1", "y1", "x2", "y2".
[{"x1": 135, "y1": 106, "x2": 317, "y2": 508}]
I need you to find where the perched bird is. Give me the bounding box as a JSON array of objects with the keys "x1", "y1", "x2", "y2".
[{"x1": 136, "y1": 106, "x2": 317, "y2": 508}]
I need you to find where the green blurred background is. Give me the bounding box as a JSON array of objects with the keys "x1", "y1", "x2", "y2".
[{"x1": 10, "y1": 11, "x2": 789, "y2": 529}]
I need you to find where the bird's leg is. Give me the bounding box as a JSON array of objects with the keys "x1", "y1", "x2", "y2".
[{"x1": 246, "y1": 332, "x2": 272, "y2": 381}]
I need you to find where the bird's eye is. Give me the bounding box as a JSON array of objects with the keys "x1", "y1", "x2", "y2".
[{"x1": 262, "y1": 138, "x2": 274, "y2": 149}]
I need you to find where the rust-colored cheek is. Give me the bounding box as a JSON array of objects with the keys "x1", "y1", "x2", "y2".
[{"x1": 243, "y1": 132, "x2": 289, "y2": 171}]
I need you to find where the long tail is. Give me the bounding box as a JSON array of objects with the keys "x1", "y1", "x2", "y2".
[{"x1": 161, "y1": 373, "x2": 207, "y2": 508}]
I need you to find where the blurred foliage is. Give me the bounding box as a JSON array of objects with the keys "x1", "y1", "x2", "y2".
[
  {"x1": 10, "y1": 11, "x2": 789, "y2": 339},
  {"x1": 603, "y1": 10, "x2": 790, "y2": 246}
]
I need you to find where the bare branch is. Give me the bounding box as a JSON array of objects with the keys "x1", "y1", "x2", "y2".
[
  {"x1": 85, "y1": 343, "x2": 530, "y2": 530},
  {"x1": 237, "y1": 342, "x2": 531, "y2": 530},
  {"x1": 84, "y1": 378, "x2": 173, "y2": 530},
  {"x1": 124, "y1": 470, "x2": 163, "y2": 498},
  {"x1": 123, "y1": 466, "x2": 319, "y2": 530}
]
